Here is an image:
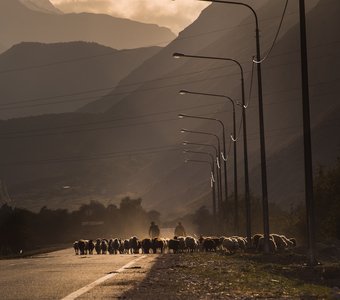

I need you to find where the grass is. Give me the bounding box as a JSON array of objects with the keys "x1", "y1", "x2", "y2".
[{"x1": 165, "y1": 251, "x2": 338, "y2": 299}]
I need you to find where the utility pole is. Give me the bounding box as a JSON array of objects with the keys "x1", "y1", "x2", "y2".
[{"x1": 299, "y1": 0, "x2": 317, "y2": 266}]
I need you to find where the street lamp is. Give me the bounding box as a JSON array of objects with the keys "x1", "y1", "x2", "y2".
[
  {"x1": 183, "y1": 149, "x2": 217, "y2": 217},
  {"x1": 173, "y1": 52, "x2": 251, "y2": 241},
  {"x1": 198, "y1": 0, "x2": 270, "y2": 253},
  {"x1": 184, "y1": 158, "x2": 217, "y2": 226},
  {"x1": 181, "y1": 128, "x2": 224, "y2": 217},
  {"x1": 179, "y1": 96, "x2": 239, "y2": 233},
  {"x1": 180, "y1": 112, "x2": 228, "y2": 199}
]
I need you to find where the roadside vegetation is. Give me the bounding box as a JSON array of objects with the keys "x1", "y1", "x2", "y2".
[{"x1": 1, "y1": 159, "x2": 339, "y2": 260}]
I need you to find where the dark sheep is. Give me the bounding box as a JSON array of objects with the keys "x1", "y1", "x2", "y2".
[
  {"x1": 252, "y1": 234, "x2": 264, "y2": 249},
  {"x1": 142, "y1": 238, "x2": 153, "y2": 254},
  {"x1": 152, "y1": 238, "x2": 164, "y2": 254},
  {"x1": 270, "y1": 234, "x2": 288, "y2": 251},
  {"x1": 202, "y1": 238, "x2": 216, "y2": 252},
  {"x1": 123, "y1": 239, "x2": 130, "y2": 254},
  {"x1": 129, "y1": 236, "x2": 141, "y2": 254},
  {"x1": 78, "y1": 240, "x2": 88, "y2": 255},
  {"x1": 185, "y1": 236, "x2": 198, "y2": 252},
  {"x1": 119, "y1": 239, "x2": 125, "y2": 254},
  {"x1": 168, "y1": 239, "x2": 180, "y2": 254},
  {"x1": 112, "y1": 239, "x2": 120, "y2": 254},
  {"x1": 101, "y1": 239, "x2": 108, "y2": 254},
  {"x1": 88, "y1": 240, "x2": 95, "y2": 255},
  {"x1": 95, "y1": 239, "x2": 101, "y2": 255},
  {"x1": 73, "y1": 241, "x2": 79, "y2": 255}
]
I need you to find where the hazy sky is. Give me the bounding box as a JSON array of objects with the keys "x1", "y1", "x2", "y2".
[{"x1": 50, "y1": 0, "x2": 209, "y2": 34}]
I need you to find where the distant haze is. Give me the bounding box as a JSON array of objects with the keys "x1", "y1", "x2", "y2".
[{"x1": 50, "y1": 0, "x2": 210, "y2": 34}]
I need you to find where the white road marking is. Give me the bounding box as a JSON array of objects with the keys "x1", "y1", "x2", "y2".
[{"x1": 61, "y1": 255, "x2": 146, "y2": 300}]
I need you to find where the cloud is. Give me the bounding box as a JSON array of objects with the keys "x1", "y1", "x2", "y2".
[{"x1": 50, "y1": 0, "x2": 209, "y2": 34}]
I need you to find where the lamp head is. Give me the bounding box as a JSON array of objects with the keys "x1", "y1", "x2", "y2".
[
  {"x1": 180, "y1": 129, "x2": 186, "y2": 134},
  {"x1": 178, "y1": 114, "x2": 185, "y2": 119},
  {"x1": 179, "y1": 90, "x2": 188, "y2": 95},
  {"x1": 182, "y1": 141, "x2": 188, "y2": 146},
  {"x1": 184, "y1": 159, "x2": 189, "y2": 163},
  {"x1": 173, "y1": 52, "x2": 184, "y2": 59}
]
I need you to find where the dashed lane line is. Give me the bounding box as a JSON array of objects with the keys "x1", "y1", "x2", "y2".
[{"x1": 61, "y1": 255, "x2": 146, "y2": 300}]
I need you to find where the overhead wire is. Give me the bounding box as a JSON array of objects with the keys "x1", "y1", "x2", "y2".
[
  {"x1": 1, "y1": 88, "x2": 340, "y2": 140},
  {"x1": 253, "y1": 0, "x2": 290, "y2": 64},
  {"x1": 1, "y1": 39, "x2": 340, "y2": 110}
]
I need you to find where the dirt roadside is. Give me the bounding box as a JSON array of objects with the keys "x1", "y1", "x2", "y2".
[{"x1": 80, "y1": 250, "x2": 340, "y2": 299}]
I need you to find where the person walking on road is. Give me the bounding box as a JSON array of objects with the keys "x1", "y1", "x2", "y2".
[
  {"x1": 174, "y1": 222, "x2": 186, "y2": 237},
  {"x1": 149, "y1": 221, "x2": 160, "y2": 239}
]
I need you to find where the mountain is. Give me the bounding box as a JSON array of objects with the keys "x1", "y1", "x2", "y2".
[
  {"x1": 0, "y1": 0, "x2": 339, "y2": 219},
  {"x1": 0, "y1": 42, "x2": 161, "y2": 119},
  {"x1": 0, "y1": 0, "x2": 175, "y2": 54},
  {"x1": 19, "y1": 0, "x2": 62, "y2": 14},
  {"x1": 79, "y1": 0, "x2": 332, "y2": 214}
]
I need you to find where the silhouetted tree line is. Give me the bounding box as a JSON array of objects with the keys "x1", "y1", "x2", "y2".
[
  {"x1": 0, "y1": 197, "x2": 159, "y2": 256},
  {"x1": 178, "y1": 159, "x2": 340, "y2": 243},
  {"x1": 292, "y1": 159, "x2": 340, "y2": 242}
]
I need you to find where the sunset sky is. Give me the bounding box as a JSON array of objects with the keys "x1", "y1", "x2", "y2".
[{"x1": 50, "y1": 0, "x2": 210, "y2": 34}]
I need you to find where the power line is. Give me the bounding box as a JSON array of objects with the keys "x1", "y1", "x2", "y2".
[
  {"x1": 1, "y1": 39, "x2": 340, "y2": 110},
  {"x1": 254, "y1": 0, "x2": 289, "y2": 64},
  {"x1": 0, "y1": 145, "x2": 182, "y2": 167},
  {"x1": 1, "y1": 89, "x2": 339, "y2": 140}
]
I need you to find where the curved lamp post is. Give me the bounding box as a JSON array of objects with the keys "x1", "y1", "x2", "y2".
[
  {"x1": 181, "y1": 128, "x2": 224, "y2": 217},
  {"x1": 183, "y1": 149, "x2": 217, "y2": 217},
  {"x1": 183, "y1": 141, "x2": 221, "y2": 216},
  {"x1": 182, "y1": 0, "x2": 270, "y2": 252},
  {"x1": 179, "y1": 97, "x2": 239, "y2": 233},
  {"x1": 179, "y1": 113, "x2": 228, "y2": 202},
  {"x1": 185, "y1": 158, "x2": 217, "y2": 229},
  {"x1": 173, "y1": 52, "x2": 250, "y2": 241}
]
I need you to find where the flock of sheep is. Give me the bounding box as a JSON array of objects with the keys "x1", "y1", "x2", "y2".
[{"x1": 73, "y1": 234, "x2": 296, "y2": 255}]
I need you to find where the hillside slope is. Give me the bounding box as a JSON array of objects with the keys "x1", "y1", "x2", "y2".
[{"x1": 0, "y1": 42, "x2": 161, "y2": 119}]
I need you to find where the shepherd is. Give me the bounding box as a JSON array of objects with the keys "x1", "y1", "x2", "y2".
[{"x1": 149, "y1": 221, "x2": 160, "y2": 239}]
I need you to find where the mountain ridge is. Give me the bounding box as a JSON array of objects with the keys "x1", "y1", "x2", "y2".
[{"x1": 0, "y1": 0, "x2": 175, "y2": 54}]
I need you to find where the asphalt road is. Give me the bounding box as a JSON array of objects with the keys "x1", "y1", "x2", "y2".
[{"x1": 0, "y1": 249, "x2": 151, "y2": 299}]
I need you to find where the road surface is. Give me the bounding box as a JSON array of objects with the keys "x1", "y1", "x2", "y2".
[{"x1": 0, "y1": 249, "x2": 156, "y2": 299}]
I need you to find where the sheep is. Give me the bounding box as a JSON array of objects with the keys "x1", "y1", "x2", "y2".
[
  {"x1": 168, "y1": 238, "x2": 180, "y2": 254},
  {"x1": 202, "y1": 237, "x2": 216, "y2": 252},
  {"x1": 129, "y1": 236, "x2": 141, "y2": 254},
  {"x1": 101, "y1": 239, "x2": 108, "y2": 254},
  {"x1": 119, "y1": 239, "x2": 125, "y2": 254},
  {"x1": 252, "y1": 234, "x2": 264, "y2": 249},
  {"x1": 108, "y1": 239, "x2": 114, "y2": 254},
  {"x1": 152, "y1": 238, "x2": 165, "y2": 254},
  {"x1": 222, "y1": 237, "x2": 239, "y2": 254},
  {"x1": 95, "y1": 239, "x2": 101, "y2": 254},
  {"x1": 123, "y1": 239, "x2": 130, "y2": 254},
  {"x1": 233, "y1": 236, "x2": 247, "y2": 251},
  {"x1": 78, "y1": 240, "x2": 88, "y2": 255},
  {"x1": 289, "y1": 238, "x2": 297, "y2": 248},
  {"x1": 141, "y1": 238, "x2": 152, "y2": 254},
  {"x1": 73, "y1": 241, "x2": 79, "y2": 255},
  {"x1": 257, "y1": 236, "x2": 277, "y2": 253},
  {"x1": 111, "y1": 238, "x2": 120, "y2": 254},
  {"x1": 177, "y1": 236, "x2": 186, "y2": 253},
  {"x1": 211, "y1": 237, "x2": 223, "y2": 251},
  {"x1": 270, "y1": 234, "x2": 288, "y2": 251},
  {"x1": 185, "y1": 236, "x2": 198, "y2": 253},
  {"x1": 280, "y1": 235, "x2": 296, "y2": 249},
  {"x1": 88, "y1": 240, "x2": 95, "y2": 255}
]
